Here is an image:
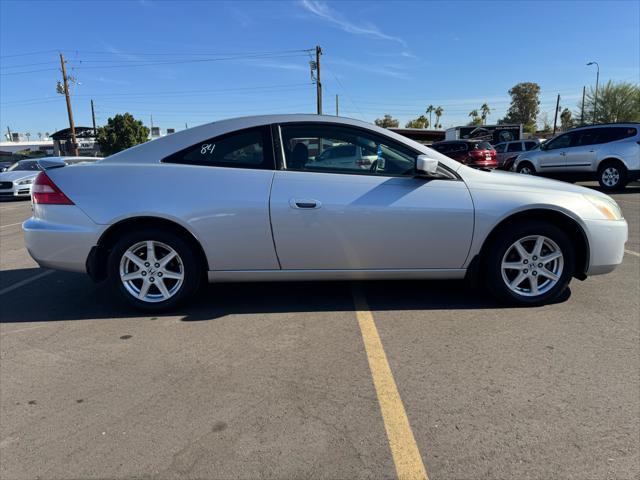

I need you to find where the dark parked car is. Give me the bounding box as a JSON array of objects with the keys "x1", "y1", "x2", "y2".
[{"x1": 430, "y1": 140, "x2": 497, "y2": 168}]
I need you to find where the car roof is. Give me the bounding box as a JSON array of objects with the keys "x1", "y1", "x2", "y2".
[
  {"x1": 101, "y1": 114, "x2": 435, "y2": 165},
  {"x1": 569, "y1": 122, "x2": 639, "y2": 132}
]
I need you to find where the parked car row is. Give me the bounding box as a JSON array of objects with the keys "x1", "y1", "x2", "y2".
[{"x1": 426, "y1": 123, "x2": 639, "y2": 191}]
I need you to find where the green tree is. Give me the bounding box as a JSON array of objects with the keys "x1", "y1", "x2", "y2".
[
  {"x1": 405, "y1": 115, "x2": 428, "y2": 128},
  {"x1": 539, "y1": 113, "x2": 552, "y2": 135},
  {"x1": 426, "y1": 105, "x2": 435, "y2": 128},
  {"x1": 560, "y1": 108, "x2": 573, "y2": 131},
  {"x1": 500, "y1": 82, "x2": 541, "y2": 132},
  {"x1": 96, "y1": 113, "x2": 150, "y2": 156},
  {"x1": 374, "y1": 114, "x2": 400, "y2": 128},
  {"x1": 468, "y1": 109, "x2": 481, "y2": 125},
  {"x1": 581, "y1": 80, "x2": 640, "y2": 124},
  {"x1": 480, "y1": 103, "x2": 491, "y2": 125},
  {"x1": 434, "y1": 106, "x2": 444, "y2": 129}
]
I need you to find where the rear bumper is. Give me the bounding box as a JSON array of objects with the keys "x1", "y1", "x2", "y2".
[
  {"x1": 584, "y1": 218, "x2": 628, "y2": 275},
  {"x1": 23, "y1": 205, "x2": 102, "y2": 273}
]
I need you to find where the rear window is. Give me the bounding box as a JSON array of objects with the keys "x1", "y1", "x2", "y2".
[
  {"x1": 507, "y1": 142, "x2": 523, "y2": 152},
  {"x1": 472, "y1": 142, "x2": 494, "y2": 151}
]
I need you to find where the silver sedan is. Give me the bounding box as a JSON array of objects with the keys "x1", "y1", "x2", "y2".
[{"x1": 23, "y1": 115, "x2": 627, "y2": 310}]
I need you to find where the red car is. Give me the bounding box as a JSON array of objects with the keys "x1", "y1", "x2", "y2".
[{"x1": 430, "y1": 140, "x2": 497, "y2": 168}]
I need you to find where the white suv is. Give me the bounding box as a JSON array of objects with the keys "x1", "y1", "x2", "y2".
[{"x1": 513, "y1": 123, "x2": 640, "y2": 190}]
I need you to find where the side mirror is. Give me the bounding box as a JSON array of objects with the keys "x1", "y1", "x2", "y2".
[{"x1": 416, "y1": 155, "x2": 439, "y2": 176}]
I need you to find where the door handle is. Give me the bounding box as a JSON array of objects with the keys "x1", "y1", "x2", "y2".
[{"x1": 290, "y1": 198, "x2": 322, "y2": 209}]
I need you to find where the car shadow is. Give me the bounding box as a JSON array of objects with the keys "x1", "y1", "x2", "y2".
[{"x1": 0, "y1": 268, "x2": 570, "y2": 324}]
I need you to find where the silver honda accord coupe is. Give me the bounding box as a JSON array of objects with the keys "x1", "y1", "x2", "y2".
[{"x1": 23, "y1": 114, "x2": 627, "y2": 310}]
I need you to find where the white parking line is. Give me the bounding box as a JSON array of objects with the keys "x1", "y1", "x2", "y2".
[
  {"x1": 625, "y1": 249, "x2": 640, "y2": 258},
  {"x1": 0, "y1": 222, "x2": 23, "y2": 229},
  {"x1": 0, "y1": 270, "x2": 54, "y2": 296}
]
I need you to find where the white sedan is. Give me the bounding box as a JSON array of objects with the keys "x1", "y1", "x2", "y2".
[{"x1": 23, "y1": 115, "x2": 627, "y2": 310}]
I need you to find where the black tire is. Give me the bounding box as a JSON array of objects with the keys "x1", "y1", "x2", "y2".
[
  {"x1": 516, "y1": 161, "x2": 535, "y2": 175},
  {"x1": 597, "y1": 160, "x2": 627, "y2": 191},
  {"x1": 107, "y1": 228, "x2": 203, "y2": 311},
  {"x1": 485, "y1": 221, "x2": 574, "y2": 306}
]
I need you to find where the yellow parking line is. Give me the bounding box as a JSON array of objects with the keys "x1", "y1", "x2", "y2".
[
  {"x1": 625, "y1": 249, "x2": 640, "y2": 257},
  {"x1": 352, "y1": 285, "x2": 429, "y2": 480}
]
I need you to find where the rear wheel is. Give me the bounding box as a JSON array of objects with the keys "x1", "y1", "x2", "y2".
[
  {"x1": 486, "y1": 221, "x2": 574, "y2": 306},
  {"x1": 107, "y1": 229, "x2": 202, "y2": 311},
  {"x1": 516, "y1": 161, "x2": 535, "y2": 175},
  {"x1": 598, "y1": 161, "x2": 627, "y2": 191}
]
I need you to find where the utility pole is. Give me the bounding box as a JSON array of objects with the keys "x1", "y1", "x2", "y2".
[
  {"x1": 580, "y1": 86, "x2": 586, "y2": 125},
  {"x1": 587, "y1": 61, "x2": 599, "y2": 124},
  {"x1": 552, "y1": 94, "x2": 560, "y2": 135},
  {"x1": 90, "y1": 99, "x2": 97, "y2": 136},
  {"x1": 59, "y1": 53, "x2": 78, "y2": 156},
  {"x1": 315, "y1": 45, "x2": 322, "y2": 115},
  {"x1": 335, "y1": 94, "x2": 339, "y2": 116}
]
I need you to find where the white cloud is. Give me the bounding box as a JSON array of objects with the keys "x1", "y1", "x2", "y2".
[{"x1": 300, "y1": 0, "x2": 406, "y2": 46}]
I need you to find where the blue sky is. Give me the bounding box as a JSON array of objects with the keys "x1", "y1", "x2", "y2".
[{"x1": 1, "y1": 0, "x2": 639, "y2": 135}]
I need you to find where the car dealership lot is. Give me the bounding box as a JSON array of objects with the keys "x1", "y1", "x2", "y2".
[{"x1": 1, "y1": 184, "x2": 638, "y2": 479}]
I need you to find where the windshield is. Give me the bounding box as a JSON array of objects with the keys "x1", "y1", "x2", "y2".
[{"x1": 6, "y1": 160, "x2": 41, "y2": 172}]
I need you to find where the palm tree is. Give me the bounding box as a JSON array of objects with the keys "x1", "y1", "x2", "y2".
[
  {"x1": 434, "y1": 106, "x2": 444, "y2": 129},
  {"x1": 468, "y1": 109, "x2": 479, "y2": 120},
  {"x1": 480, "y1": 103, "x2": 491, "y2": 125},
  {"x1": 426, "y1": 105, "x2": 434, "y2": 129}
]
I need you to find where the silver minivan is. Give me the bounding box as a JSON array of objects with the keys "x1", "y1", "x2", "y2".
[{"x1": 513, "y1": 123, "x2": 640, "y2": 190}]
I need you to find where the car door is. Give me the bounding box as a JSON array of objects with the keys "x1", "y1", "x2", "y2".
[
  {"x1": 563, "y1": 128, "x2": 599, "y2": 171},
  {"x1": 269, "y1": 122, "x2": 475, "y2": 270},
  {"x1": 537, "y1": 132, "x2": 572, "y2": 171}
]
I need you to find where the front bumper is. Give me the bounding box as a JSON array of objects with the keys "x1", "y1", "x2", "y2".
[
  {"x1": 23, "y1": 205, "x2": 103, "y2": 273},
  {"x1": 584, "y1": 218, "x2": 628, "y2": 275},
  {"x1": 0, "y1": 184, "x2": 31, "y2": 198}
]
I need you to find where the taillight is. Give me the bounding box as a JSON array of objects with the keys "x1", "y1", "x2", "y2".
[
  {"x1": 32, "y1": 172, "x2": 74, "y2": 205},
  {"x1": 468, "y1": 150, "x2": 483, "y2": 157}
]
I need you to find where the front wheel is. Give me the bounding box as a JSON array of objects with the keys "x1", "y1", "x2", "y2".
[
  {"x1": 107, "y1": 229, "x2": 202, "y2": 311},
  {"x1": 486, "y1": 221, "x2": 574, "y2": 306},
  {"x1": 516, "y1": 162, "x2": 535, "y2": 175}
]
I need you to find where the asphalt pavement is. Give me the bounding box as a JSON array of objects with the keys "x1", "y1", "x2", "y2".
[{"x1": 0, "y1": 182, "x2": 638, "y2": 480}]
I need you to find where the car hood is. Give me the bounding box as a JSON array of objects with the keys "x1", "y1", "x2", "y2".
[
  {"x1": 460, "y1": 166, "x2": 610, "y2": 198},
  {"x1": 0, "y1": 171, "x2": 39, "y2": 183}
]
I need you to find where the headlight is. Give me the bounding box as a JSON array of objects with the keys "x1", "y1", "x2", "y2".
[
  {"x1": 17, "y1": 179, "x2": 33, "y2": 185},
  {"x1": 583, "y1": 194, "x2": 623, "y2": 220}
]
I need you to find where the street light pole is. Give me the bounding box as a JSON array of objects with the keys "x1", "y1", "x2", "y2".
[{"x1": 587, "y1": 61, "x2": 599, "y2": 124}]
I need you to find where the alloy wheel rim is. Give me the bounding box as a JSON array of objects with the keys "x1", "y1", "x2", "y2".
[
  {"x1": 119, "y1": 240, "x2": 184, "y2": 303},
  {"x1": 501, "y1": 235, "x2": 564, "y2": 297},
  {"x1": 519, "y1": 166, "x2": 532, "y2": 175},
  {"x1": 601, "y1": 167, "x2": 619, "y2": 187}
]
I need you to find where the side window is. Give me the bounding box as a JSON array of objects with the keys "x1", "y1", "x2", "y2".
[
  {"x1": 596, "y1": 127, "x2": 638, "y2": 143},
  {"x1": 494, "y1": 143, "x2": 506, "y2": 153},
  {"x1": 545, "y1": 133, "x2": 571, "y2": 150},
  {"x1": 506, "y1": 142, "x2": 522, "y2": 153},
  {"x1": 524, "y1": 141, "x2": 538, "y2": 151},
  {"x1": 573, "y1": 129, "x2": 600, "y2": 146},
  {"x1": 280, "y1": 123, "x2": 417, "y2": 176},
  {"x1": 163, "y1": 126, "x2": 273, "y2": 169}
]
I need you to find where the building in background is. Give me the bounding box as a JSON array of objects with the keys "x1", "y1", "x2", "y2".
[{"x1": 50, "y1": 127, "x2": 100, "y2": 157}]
